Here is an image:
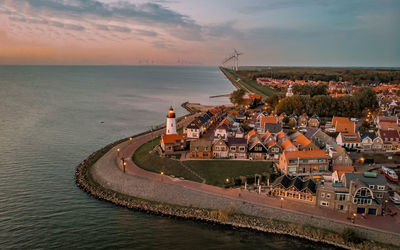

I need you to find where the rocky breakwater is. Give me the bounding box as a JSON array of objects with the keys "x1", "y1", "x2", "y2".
[{"x1": 75, "y1": 133, "x2": 396, "y2": 250}]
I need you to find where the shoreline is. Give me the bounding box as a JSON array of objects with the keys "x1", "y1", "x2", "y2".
[{"x1": 75, "y1": 124, "x2": 398, "y2": 250}]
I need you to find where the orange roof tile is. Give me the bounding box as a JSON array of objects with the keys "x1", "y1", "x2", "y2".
[
  {"x1": 332, "y1": 117, "x2": 355, "y2": 133},
  {"x1": 292, "y1": 133, "x2": 312, "y2": 149},
  {"x1": 276, "y1": 131, "x2": 286, "y2": 140},
  {"x1": 267, "y1": 139, "x2": 276, "y2": 147},
  {"x1": 261, "y1": 115, "x2": 277, "y2": 127},
  {"x1": 333, "y1": 165, "x2": 355, "y2": 178},
  {"x1": 161, "y1": 133, "x2": 186, "y2": 144},
  {"x1": 284, "y1": 150, "x2": 327, "y2": 159},
  {"x1": 281, "y1": 140, "x2": 295, "y2": 150}
]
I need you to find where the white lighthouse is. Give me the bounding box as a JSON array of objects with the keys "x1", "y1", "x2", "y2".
[
  {"x1": 286, "y1": 84, "x2": 293, "y2": 97},
  {"x1": 166, "y1": 106, "x2": 177, "y2": 135}
]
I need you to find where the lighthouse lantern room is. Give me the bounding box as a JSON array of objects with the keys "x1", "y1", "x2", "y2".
[{"x1": 166, "y1": 106, "x2": 177, "y2": 135}]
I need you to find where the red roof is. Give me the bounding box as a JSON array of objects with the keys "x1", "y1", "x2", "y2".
[
  {"x1": 162, "y1": 133, "x2": 186, "y2": 144},
  {"x1": 284, "y1": 150, "x2": 327, "y2": 159}
]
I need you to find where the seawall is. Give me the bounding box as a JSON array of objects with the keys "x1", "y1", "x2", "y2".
[{"x1": 75, "y1": 130, "x2": 399, "y2": 250}]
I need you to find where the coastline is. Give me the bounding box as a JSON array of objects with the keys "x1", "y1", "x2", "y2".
[{"x1": 75, "y1": 124, "x2": 398, "y2": 250}]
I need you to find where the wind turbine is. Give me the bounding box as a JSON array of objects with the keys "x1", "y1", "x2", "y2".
[{"x1": 233, "y1": 49, "x2": 243, "y2": 71}]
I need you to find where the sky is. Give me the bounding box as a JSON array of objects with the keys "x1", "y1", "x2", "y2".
[{"x1": 0, "y1": 0, "x2": 399, "y2": 66}]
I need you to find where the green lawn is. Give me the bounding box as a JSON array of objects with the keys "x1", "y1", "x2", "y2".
[
  {"x1": 133, "y1": 136, "x2": 276, "y2": 187},
  {"x1": 185, "y1": 160, "x2": 274, "y2": 187},
  {"x1": 132, "y1": 138, "x2": 203, "y2": 182},
  {"x1": 221, "y1": 67, "x2": 276, "y2": 97}
]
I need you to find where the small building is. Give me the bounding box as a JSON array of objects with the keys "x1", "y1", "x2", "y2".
[
  {"x1": 190, "y1": 139, "x2": 212, "y2": 159},
  {"x1": 227, "y1": 137, "x2": 247, "y2": 159},
  {"x1": 331, "y1": 145, "x2": 353, "y2": 166},
  {"x1": 266, "y1": 139, "x2": 282, "y2": 160},
  {"x1": 298, "y1": 113, "x2": 308, "y2": 128},
  {"x1": 378, "y1": 129, "x2": 400, "y2": 151},
  {"x1": 214, "y1": 122, "x2": 229, "y2": 141},
  {"x1": 248, "y1": 135, "x2": 269, "y2": 160},
  {"x1": 185, "y1": 119, "x2": 202, "y2": 140},
  {"x1": 271, "y1": 175, "x2": 317, "y2": 203},
  {"x1": 317, "y1": 172, "x2": 388, "y2": 215},
  {"x1": 308, "y1": 115, "x2": 320, "y2": 128},
  {"x1": 331, "y1": 117, "x2": 355, "y2": 133},
  {"x1": 280, "y1": 139, "x2": 298, "y2": 152},
  {"x1": 212, "y1": 137, "x2": 229, "y2": 158},
  {"x1": 336, "y1": 132, "x2": 360, "y2": 149},
  {"x1": 290, "y1": 132, "x2": 319, "y2": 151},
  {"x1": 278, "y1": 150, "x2": 329, "y2": 175},
  {"x1": 359, "y1": 132, "x2": 383, "y2": 151},
  {"x1": 160, "y1": 134, "x2": 187, "y2": 154}
]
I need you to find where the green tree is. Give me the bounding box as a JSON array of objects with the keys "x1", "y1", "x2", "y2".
[
  {"x1": 354, "y1": 87, "x2": 378, "y2": 111},
  {"x1": 230, "y1": 89, "x2": 245, "y2": 106}
]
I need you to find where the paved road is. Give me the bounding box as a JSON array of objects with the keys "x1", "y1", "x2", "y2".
[{"x1": 91, "y1": 114, "x2": 400, "y2": 235}]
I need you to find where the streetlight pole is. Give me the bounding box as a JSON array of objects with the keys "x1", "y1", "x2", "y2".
[
  {"x1": 280, "y1": 197, "x2": 284, "y2": 208},
  {"x1": 117, "y1": 148, "x2": 120, "y2": 158}
]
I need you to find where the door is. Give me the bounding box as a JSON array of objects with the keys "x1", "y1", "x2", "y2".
[
  {"x1": 368, "y1": 208, "x2": 376, "y2": 215},
  {"x1": 356, "y1": 207, "x2": 365, "y2": 214}
]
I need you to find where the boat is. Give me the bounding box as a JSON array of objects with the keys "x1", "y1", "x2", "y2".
[{"x1": 381, "y1": 166, "x2": 399, "y2": 182}]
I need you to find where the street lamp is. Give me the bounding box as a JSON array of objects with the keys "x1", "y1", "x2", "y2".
[
  {"x1": 353, "y1": 213, "x2": 357, "y2": 223},
  {"x1": 280, "y1": 197, "x2": 284, "y2": 208},
  {"x1": 160, "y1": 171, "x2": 164, "y2": 175},
  {"x1": 117, "y1": 148, "x2": 120, "y2": 157},
  {"x1": 225, "y1": 178, "x2": 230, "y2": 183},
  {"x1": 123, "y1": 161, "x2": 127, "y2": 173},
  {"x1": 129, "y1": 137, "x2": 133, "y2": 144}
]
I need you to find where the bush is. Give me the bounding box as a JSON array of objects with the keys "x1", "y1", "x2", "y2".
[{"x1": 341, "y1": 228, "x2": 362, "y2": 244}]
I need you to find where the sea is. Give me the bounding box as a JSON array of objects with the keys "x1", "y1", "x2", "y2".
[{"x1": 0, "y1": 66, "x2": 335, "y2": 249}]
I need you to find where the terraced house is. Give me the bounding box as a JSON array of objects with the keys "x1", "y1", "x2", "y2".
[
  {"x1": 271, "y1": 175, "x2": 317, "y2": 204},
  {"x1": 278, "y1": 150, "x2": 329, "y2": 175}
]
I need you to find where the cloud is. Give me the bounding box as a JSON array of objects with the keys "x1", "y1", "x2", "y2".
[
  {"x1": 10, "y1": 0, "x2": 203, "y2": 40},
  {"x1": 135, "y1": 29, "x2": 157, "y2": 37},
  {"x1": 109, "y1": 25, "x2": 131, "y2": 33}
]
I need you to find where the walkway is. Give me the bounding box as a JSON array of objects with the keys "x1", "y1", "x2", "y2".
[{"x1": 91, "y1": 114, "x2": 400, "y2": 235}]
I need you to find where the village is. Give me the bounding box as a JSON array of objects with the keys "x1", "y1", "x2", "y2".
[{"x1": 156, "y1": 80, "x2": 400, "y2": 220}]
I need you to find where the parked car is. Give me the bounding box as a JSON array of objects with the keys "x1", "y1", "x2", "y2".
[{"x1": 389, "y1": 196, "x2": 400, "y2": 205}]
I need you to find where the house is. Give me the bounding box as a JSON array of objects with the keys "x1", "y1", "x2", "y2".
[
  {"x1": 378, "y1": 129, "x2": 400, "y2": 151},
  {"x1": 212, "y1": 137, "x2": 229, "y2": 159},
  {"x1": 160, "y1": 133, "x2": 187, "y2": 154},
  {"x1": 306, "y1": 129, "x2": 336, "y2": 150},
  {"x1": 290, "y1": 132, "x2": 319, "y2": 151},
  {"x1": 259, "y1": 115, "x2": 278, "y2": 133},
  {"x1": 266, "y1": 139, "x2": 282, "y2": 160},
  {"x1": 271, "y1": 175, "x2": 317, "y2": 204},
  {"x1": 185, "y1": 119, "x2": 202, "y2": 140},
  {"x1": 190, "y1": 139, "x2": 212, "y2": 159},
  {"x1": 280, "y1": 139, "x2": 298, "y2": 152},
  {"x1": 332, "y1": 165, "x2": 355, "y2": 180},
  {"x1": 278, "y1": 150, "x2": 329, "y2": 175},
  {"x1": 359, "y1": 132, "x2": 384, "y2": 151},
  {"x1": 331, "y1": 145, "x2": 353, "y2": 166},
  {"x1": 214, "y1": 122, "x2": 229, "y2": 141},
  {"x1": 331, "y1": 117, "x2": 355, "y2": 133},
  {"x1": 264, "y1": 123, "x2": 283, "y2": 135},
  {"x1": 318, "y1": 172, "x2": 387, "y2": 215},
  {"x1": 227, "y1": 137, "x2": 247, "y2": 159},
  {"x1": 235, "y1": 127, "x2": 245, "y2": 138},
  {"x1": 336, "y1": 132, "x2": 360, "y2": 149},
  {"x1": 248, "y1": 135, "x2": 269, "y2": 160},
  {"x1": 298, "y1": 113, "x2": 308, "y2": 128},
  {"x1": 308, "y1": 115, "x2": 320, "y2": 128}
]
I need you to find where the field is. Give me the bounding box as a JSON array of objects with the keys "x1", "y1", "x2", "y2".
[{"x1": 133, "y1": 138, "x2": 275, "y2": 187}]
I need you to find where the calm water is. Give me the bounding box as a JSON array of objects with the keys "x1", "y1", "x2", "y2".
[{"x1": 0, "y1": 66, "x2": 333, "y2": 249}]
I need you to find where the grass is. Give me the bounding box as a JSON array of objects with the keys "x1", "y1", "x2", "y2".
[
  {"x1": 221, "y1": 67, "x2": 276, "y2": 98},
  {"x1": 132, "y1": 137, "x2": 203, "y2": 182},
  {"x1": 185, "y1": 160, "x2": 274, "y2": 187}
]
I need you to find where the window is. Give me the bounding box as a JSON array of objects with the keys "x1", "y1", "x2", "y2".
[
  {"x1": 320, "y1": 193, "x2": 325, "y2": 198},
  {"x1": 377, "y1": 186, "x2": 385, "y2": 190},
  {"x1": 326, "y1": 193, "x2": 331, "y2": 199},
  {"x1": 336, "y1": 194, "x2": 347, "y2": 201},
  {"x1": 338, "y1": 204, "x2": 344, "y2": 210},
  {"x1": 376, "y1": 193, "x2": 383, "y2": 198},
  {"x1": 239, "y1": 146, "x2": 245, "y2": 151},
  {"x1": 320, "y1": 201, "x2": 329, "y2": 206},
  {"x1": 230, "y1": 146, "x2": 236, "y2": 151},
  {"x1": 369, "y1": 185, "x2": 374, "y2": 189}
]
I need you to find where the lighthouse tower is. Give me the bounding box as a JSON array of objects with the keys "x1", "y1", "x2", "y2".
[
  {"x1": 286, "y1": 84, "x2": 293, "y2": 97},
  {"x1": 166, "y1": 106, "x2": 177, "y2": 135}
]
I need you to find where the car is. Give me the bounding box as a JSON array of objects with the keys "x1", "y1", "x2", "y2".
[{"x1": 389, "y1": 196, "x2": 400, "y2": 205}]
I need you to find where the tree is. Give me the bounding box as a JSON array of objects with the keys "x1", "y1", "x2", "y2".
[
  {"x1": 230, "y1": 89, "x2": 245, "y2": 106},
  {"x1": 354, "y1": 87, "x2": 378, "y2": 111}
]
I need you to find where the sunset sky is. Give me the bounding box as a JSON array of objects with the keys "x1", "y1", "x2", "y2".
[{"x1": 0, "y1": 0, "x2": 399, "y2": 66}]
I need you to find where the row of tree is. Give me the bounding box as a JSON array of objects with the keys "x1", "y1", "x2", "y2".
[
  {"x1": 238, "y1": 68, "x2": 400, "y2": 85},
  {"x1": 292, "y1": 84, "x2": 328, "y2": 96},
  {"x1": 275, "y1": 87, "x2": 378, "y2": 117}
]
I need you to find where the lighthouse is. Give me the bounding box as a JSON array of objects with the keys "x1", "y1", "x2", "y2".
[
  {"x1": 286, "y1": 84, "x2": 293, "y2": 97},
  {"x1": 166, "y1": 106, "x2": 177, "y2": 135}
]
